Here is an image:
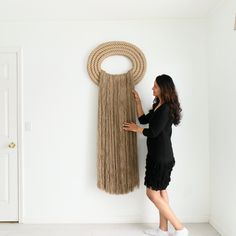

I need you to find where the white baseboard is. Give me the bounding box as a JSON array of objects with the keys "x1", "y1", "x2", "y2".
[
  {"x1": 21, "y1": 215, "x2": 209, "y2": 224},
  {"x1": 209, "y1": 216, "x2": 231, "y2": 236}
]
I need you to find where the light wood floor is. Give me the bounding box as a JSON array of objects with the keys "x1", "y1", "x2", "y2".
[{"x1": 0, "y1": 223, "x2": 221, "y2": 236}]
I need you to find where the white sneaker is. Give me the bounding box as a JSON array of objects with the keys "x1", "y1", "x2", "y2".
[
  {"x1": 143, "y1": 228, "x2": 170, "y2": 236},
  {"x1": 174, "y1": 227, "x2": 189, "y2": 236}
]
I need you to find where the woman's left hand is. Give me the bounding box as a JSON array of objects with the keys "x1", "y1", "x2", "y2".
[{"x1": 123, "y1": 122, "x2": 142, "y2": 133}]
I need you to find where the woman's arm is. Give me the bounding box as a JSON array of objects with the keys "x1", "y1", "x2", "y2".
[
  {"x1": 133, "y1": 90, "x2": 151, "y2": 124},
  {"x1": 136, "y1": 100, "x2": 145, "y2": 118},
  {"x1": 133, "y1": 90, "x2": 144, "y2": 117},
  {"x1": 137, "y1": 111, "x2": 151, "y2": 124},
  {"x1": 122, "y1": 90, "x2": 151, "y2": 132},
  {"x1": 142, "y1": 106, "x2": 169, "y2": 138}
]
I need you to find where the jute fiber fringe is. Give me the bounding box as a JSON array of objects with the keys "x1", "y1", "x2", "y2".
[
  {"x1": 97, "y1": 70, "x2": 139, "y2": 194},
  {"x1": 87, "y1": 41, "x2": 146, "y2": 194}
]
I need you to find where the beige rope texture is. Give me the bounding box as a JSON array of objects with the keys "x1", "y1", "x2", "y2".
[
  {"x1": 87, "y1": 41, "x2": 146, "y2": 85},
  {"x1": 97, "y1": 70, "x2": 139, "y2": 194},
  {"x1": 87, "y1": 41, "x2": 146, "y2": 194}
]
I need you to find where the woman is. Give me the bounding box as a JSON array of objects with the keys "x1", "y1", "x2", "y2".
[{"x1": 123, "y1": 74, "x2": 189, "y2": 236}]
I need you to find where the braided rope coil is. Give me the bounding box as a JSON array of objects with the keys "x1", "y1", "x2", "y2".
[{"x1": 87, "y1": 41, "x2": 146, "y2": 85}]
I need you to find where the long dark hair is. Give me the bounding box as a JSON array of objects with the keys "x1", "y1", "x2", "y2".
[{"x1": 152, "y1": 74, "x2": 182, "y2": 126}]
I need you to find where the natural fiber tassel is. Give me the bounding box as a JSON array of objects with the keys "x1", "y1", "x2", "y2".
[{"x1": 97, "y1": 70, "x2": 140, "y2": 194}]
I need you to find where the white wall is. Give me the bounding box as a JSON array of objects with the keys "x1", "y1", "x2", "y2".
[
  {"x1": 0, "y1": 19, "x2": 210, "y2": 223},
  {"x1": 208, "y1": 0, "x2": 236, "y2": 235}
]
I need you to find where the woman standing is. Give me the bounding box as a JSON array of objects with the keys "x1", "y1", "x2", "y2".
[{"x1": 123, "y1": 74, "x2": 189, "y2": 236}]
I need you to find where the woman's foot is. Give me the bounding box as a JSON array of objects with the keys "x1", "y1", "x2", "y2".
[
  {"x1": 144, "y1": 227, "x2": 170, "y2": 236},
  {"x1": 174, "y1": 227, "x2": 189, "y2": 236}
]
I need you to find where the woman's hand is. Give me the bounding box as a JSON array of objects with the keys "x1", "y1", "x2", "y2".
[
  {"x1": 132, "y1": 90, "x2": 141, "y2": 103},
  {"x1": 123, "y1": 122, "x2": 144, "y2": 133}
]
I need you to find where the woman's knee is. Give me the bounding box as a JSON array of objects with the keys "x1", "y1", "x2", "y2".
[
  {"x1": 160, "y1": 189, "x2": 169, "y2": 203},
  {"x1": 160, "y1": 189, "x2": 167, "y2": 195},
  {"x1": 146, "y1": 187, "x2": 162, "y2": 203}
]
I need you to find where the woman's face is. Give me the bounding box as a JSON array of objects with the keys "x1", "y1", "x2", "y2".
[{"x1": 152, "y1": 81, "x2": 161, "y2": 97}]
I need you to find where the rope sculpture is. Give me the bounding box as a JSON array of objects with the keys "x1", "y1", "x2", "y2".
[{"x1": 87, "y1": 41, "x2": 146, "y2": 194}]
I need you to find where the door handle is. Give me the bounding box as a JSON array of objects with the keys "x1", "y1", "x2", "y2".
[{"x1": 8, "y1": 142, "x2": 16, "y2": 148}]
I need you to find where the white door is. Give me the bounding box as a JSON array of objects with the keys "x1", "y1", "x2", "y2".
[{"x1": 0, "y1": 52, "x2": 18, "y2": 221}]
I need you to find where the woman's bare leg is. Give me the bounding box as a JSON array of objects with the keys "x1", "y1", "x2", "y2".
[
  {"x1": 146, "y1": 187, "x2": 184, "y2": 230},
  {"x1": 159, "y1": 190, "x2": 169, "y2": 231}
]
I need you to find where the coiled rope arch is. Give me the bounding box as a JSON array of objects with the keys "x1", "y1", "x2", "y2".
[{"x1": 87, "y1": 41, "x2": 146, "y2": 85}]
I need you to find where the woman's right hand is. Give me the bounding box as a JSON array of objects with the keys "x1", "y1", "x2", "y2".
[{"x1": 132, "y1": 90, "x2": 141, "y2": 103}]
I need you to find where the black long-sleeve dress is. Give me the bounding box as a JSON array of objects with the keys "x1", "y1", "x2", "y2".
[{"x1": 138, "y1": 102, "x2": 176, "y2": 191}]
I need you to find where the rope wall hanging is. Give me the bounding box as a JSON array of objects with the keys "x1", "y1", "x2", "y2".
[{"x1": 87, "y1": 41, "x2": 146, "y2": 194}]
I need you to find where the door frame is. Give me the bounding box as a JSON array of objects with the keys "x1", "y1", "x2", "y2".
[{"x1": 0, "y1": 47, "x2": 23, "y2": 223}]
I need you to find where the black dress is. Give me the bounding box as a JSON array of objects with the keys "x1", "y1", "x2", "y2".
[{"x1": 138, "y1": 102, "x2": 175, "y2": 191}]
